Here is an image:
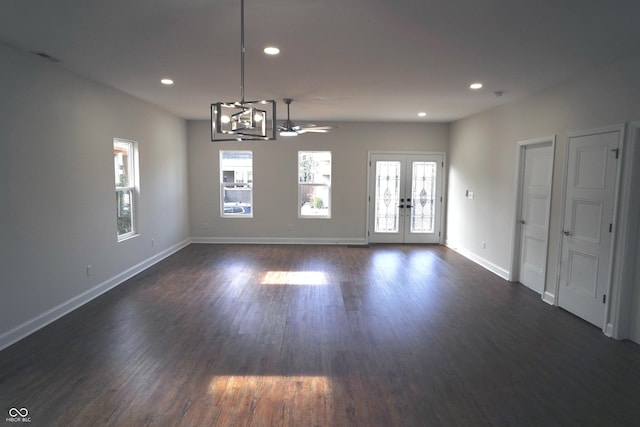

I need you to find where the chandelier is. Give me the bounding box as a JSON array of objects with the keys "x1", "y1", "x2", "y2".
[{"x1": 211, "y1": 0, "x2": 276, "y2": 141}]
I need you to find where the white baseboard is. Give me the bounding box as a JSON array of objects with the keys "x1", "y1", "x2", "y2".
[
  {"x1": 0, "y1": 239, "x2": 191, "y2": 351},
  {"x1": 191, "y1": 236, "x2": 369, "y2": 246},
  {"x1": 604, "y1": 322, "x2": 615, "y2": 338},
  {"x1": 542, "y1": 291, "x2": 555, "y2": 305},
  {"x1": 444, "y1": 242, "x2": 510, "y2": 281}
]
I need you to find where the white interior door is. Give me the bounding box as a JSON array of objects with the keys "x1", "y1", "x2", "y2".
[
  {"x1": 558, "y1": 128, "x2": 620, "y2": 327},
  {"x1": 368, "y1": 153, "x2": 443, "y2": 244},
  {"x1": 518, "y1": 143, "x2": 553, "y2": 294}
]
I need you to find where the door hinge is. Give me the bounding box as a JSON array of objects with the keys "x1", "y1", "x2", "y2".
[
  {"x1": 440, "y1": 196, "x2": 442, "y2": 202},
  {"x1": 611, "y1": 148, "x2": 619, "y2": 159},
  {"x1": 438, "y1": 231, "x2": 441, "y2": 237},
  {"x1": 603, "y1": 294, "x2": 606, "y2": 304},
  {"x1": 609, "y1": 223, "x2": 613, "y2": 233}
]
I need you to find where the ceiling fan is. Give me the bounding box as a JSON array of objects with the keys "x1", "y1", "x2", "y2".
[{"x1": 278, "y1": 98, "x2": 334, "y2": 136}]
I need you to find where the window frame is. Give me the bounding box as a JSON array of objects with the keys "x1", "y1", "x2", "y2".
[
  {"x1": 220, "y1": 150, "x2": 253, "y2": 218},
  {"x1": 298, "y1": 151, "x2": 332, "y2": 219},
  {"x1": 114, "y1": 138, "x2": 139, "y2": 241}
]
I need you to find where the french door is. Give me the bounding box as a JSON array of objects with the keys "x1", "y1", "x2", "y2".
[{"x1": 368, "y1": 153, "x2": 444, "y2": 244}]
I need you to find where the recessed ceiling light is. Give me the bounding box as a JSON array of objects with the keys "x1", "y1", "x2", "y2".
[
  {"x1": 469, "y1": 82, "x2": 483, "y2": 90},
  {"x1": 418, "y1": 112, "x2": 427, "y2": 117},
  {"x1": 264, "y1": 47, "x2": 280, "y2": 55},
  {"x1": 161, "y1": 78, "x2": 174, "y2": 85}
]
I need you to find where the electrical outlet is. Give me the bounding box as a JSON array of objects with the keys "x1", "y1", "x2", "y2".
[
  {"x1": 151, "y1": 238, "x2": 155, "y2": 247},
  {"x1": 86, "y1": 265, "x2": 93, "y2": 276},
  {"x1": 482, "y1": 241, "x2": 486, "y2": 249},
  {"x1": 203, "y1": 222, "x2": 209, "y2": 230}
]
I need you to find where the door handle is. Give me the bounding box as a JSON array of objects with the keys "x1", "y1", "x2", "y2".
[
  {"x1": 519, "y1": 220, "x2": 525, "y2": 224},
  {"x1": 562, "y1": 230, "x2": 571, "y2": 236},
  {"x1": 398, "y1": 205, "x2": 404, "y2": 208}
]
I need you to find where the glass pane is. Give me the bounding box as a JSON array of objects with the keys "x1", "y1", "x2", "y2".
[
  {"x1": 221, "y1": 151, "x2": 253, "y2": 217},
  {"x1": 374, "y1": 161, "x2": 401, "y2": 233},
  {"x1": 299, "y1": 184, "x2": 330, "y2": 216},
  {"x1": 222, "y1": 183, "x2": 252, "y2": 216},
  {"x1": 410, "y1": 161, "x2": 436, "y2": 233},
  {"x1": 116, "y1": 190, "x2": 133, "y2": 236},
  {"x1": 221, "y1": 150, "x2": 253, "y2": 183},
  {"x1": 299, "y1": 152, "x2": 331, "y2": 184},
  {"x1": 114, "y1": 141, "x2": 133, "y2": 188}
]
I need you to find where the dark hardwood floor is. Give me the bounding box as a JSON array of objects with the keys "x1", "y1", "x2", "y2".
[{"x1": 1, "y1": 244, "x2": 639, "y2": 426}]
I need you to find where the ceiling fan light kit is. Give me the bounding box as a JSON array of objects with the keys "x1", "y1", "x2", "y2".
[{"x1": 211, "y1": 0, "x2": 276, "y2": 141}]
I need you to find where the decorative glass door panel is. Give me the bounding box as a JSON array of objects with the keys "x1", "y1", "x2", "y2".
[
  {"x1": 374, "y1": 161, "x2": 401, "y2": 233},
  {"x1": 410, "y1": 161, "x2": 437, "y2": 234},
  {"x1": 369, "y1": 153, "x2": 443, "y2": 244}
]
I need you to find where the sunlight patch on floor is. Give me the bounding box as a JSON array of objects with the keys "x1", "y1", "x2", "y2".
[
  {"x1": 260, "y1": 271, "x2": 328, "y2": 285},
  {"x1": 204, "y1": 375, "x2": 333, "y2": 424},
  {"x1": 208, "y1": 375, "x2": 330, "y2": 395}
]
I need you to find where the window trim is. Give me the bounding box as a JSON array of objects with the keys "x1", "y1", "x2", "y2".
[
  {"x1": 298, "y1": 151, "x2": 332, "y2": 219},
  {"x1": 114, "y1": 138, "x2": 139, "y2": 241},
  {"x1": 220, "y1": 150, "x2": 253, "y2": 218}
]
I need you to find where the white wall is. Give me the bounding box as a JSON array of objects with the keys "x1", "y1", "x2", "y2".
[
  {"x1": 0, "y1": 43, "x2": 190, "y2": 349},
  {"x1": 188, "y1": 121, "x2": 449, "y2": 243},
  {"x1": 447, "y1": 49, "x2": 640, "y2": 337}
]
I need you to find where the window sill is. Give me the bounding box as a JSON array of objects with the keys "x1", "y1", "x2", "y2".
[{"x1": 117, "y1": 233, "x2": 140, "y2": 243}]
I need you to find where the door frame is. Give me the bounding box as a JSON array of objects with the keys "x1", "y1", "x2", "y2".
[
  {"x1": 554, "y1": 124, "x2": 625, "y2": 334},
  {"x1": 366, "y1": 151, "x2": 446, "y2": 244},
  {"x1": 609, "y1": 121, "x2": 640, "y2": 340},
  {"x1": 509, "y1": 136, "x2": 556, "y2": 302}
]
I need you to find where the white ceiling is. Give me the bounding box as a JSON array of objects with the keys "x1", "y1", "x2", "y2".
[{"x1": 2, "y1": 0, "x2": 640, "y2": 123}]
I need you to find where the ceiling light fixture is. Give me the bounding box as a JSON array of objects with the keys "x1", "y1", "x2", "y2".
[
  {"x1": 418, "y1": 112, "x2": 427, "y2": 117},
  {"x1": 161, "y1": 78, "x2": 174, "y2": 85},
  {"x1": 264, "y1": 46, "x2": 280, "y2": 55},
  {"x1": 469, "y1": 82, "x2": 483, "y2": 90},
  {"x1": 211, "y1": 0, "x2": 276, "y2": 141}
]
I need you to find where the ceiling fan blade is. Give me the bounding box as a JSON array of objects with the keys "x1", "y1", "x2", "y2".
[
  {"x1": 298, "y1": 128, "x2": 330, "y2": 134},
  {"x1": 297, "y1": 124, "x2": 334, "y2": 133}
]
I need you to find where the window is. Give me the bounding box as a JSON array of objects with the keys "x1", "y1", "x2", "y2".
[
  {"x1": 220, "y1": 150, "x2": 253, "y2": 217},
  {"x1": 114, "y1": 139, "x2": 138, "y2": 241},
  {"x1": 298, "y1": 151, "x2": 331, "y2": 218}
]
